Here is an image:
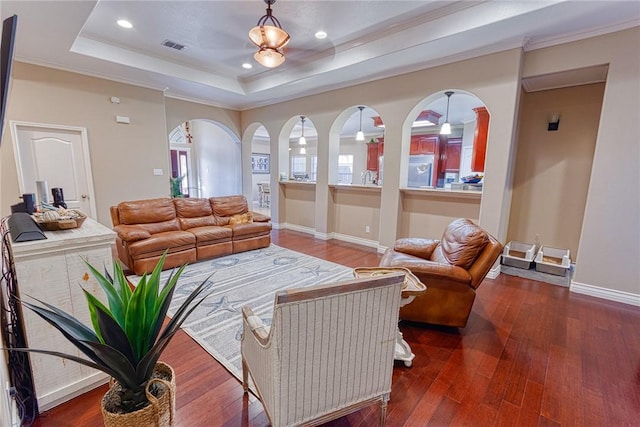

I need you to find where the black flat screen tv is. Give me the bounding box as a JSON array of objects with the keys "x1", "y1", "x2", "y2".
[{"x1": 0, "y1": 15, "x2": 18, "y2": 146}]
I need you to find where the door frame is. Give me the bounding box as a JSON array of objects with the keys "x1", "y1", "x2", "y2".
[{"x1": 9, "y1": 120, "x2": 98, "y2": 219}]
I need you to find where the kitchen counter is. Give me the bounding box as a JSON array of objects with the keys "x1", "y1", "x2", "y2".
[
  {"x1": 329, "y1": 183, "x2": 382, "y2": 192},
  {"x1": 400, "y1": 187, "x2": 482, "y2": 199}
]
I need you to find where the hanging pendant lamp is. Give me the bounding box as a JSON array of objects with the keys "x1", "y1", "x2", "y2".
[
  {"x1": 249, "y1": 0, "x2": 290, "y2": 68},
  {"x1": 440, "y1": 91, "x2": 454, "y2": 135},
  {"x1": 299, "y1": 116, "x2": 307, "y2": 145},
  {"x1": 356, "y1": 106, "x2": 365, "y2": 141}
]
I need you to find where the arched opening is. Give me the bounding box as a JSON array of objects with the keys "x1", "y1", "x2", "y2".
[
  {"x1": 336, "y1": 106, "x2": 384, "y2": 185},
  {"x1": 404, "y1": 91, "x2": 488, "y2": 189},
  {"x1": 249, "y1": 124, "x2": 271, "y2": 213},
  {"x1": 288, "y1": 115, "x2": 317, "y2": 181},
  {"x1": 168, "y1": 119, "x2": 241, "y2": 198}
]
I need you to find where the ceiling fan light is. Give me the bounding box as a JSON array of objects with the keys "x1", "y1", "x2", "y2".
[
  {"x1": 254, "y1": 47, "x2": 285, "y2": 68},
  {"x1": 249, "y1": 25, "x2": 290, "y2": 49},
  {"x1": 440, "y1": 122, "x2": 451, "y2": 135}
]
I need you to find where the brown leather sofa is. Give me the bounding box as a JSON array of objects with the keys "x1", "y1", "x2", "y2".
[
  {"x1": 379, "y1": 218, "x2": 502, "y2": 327},
  {"x1": 110, "y1": 195, "x2": 271, "y2": 275}
]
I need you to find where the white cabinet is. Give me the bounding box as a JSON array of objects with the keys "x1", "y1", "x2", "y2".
[{"x1": 9, "y1": 219, "x2": 115, "y2": 411}]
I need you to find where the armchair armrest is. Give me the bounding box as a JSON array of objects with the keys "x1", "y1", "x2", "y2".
[
  {"x1": 113, "y1": 224, "x2": 151, "y2": 242},
  {"x1": 241, "y1": 306, "x2": 270, "y2": 345},
  {"x1": 394, "y1": 237, "x2": 440, "y2": 260},
  {"x1": 384, "y1": 255, "x2": 471, "y2": 285}
]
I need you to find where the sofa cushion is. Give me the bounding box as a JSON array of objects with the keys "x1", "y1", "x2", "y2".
[
  {"x1": 431, "y1": 218, "x2": 489, "y2": 269},
  {"x1": 118, "y1": 198, "x2": 176, "y2": 225},
  {"x1": 229, "y1": 212, "x2": 253, "y2": 225},
  {"x1": 174, "y1": 198, "x2": 216, "y2": 229},
  {"x1": 187, "y1": 226, "x2": 233, "y2": 245},
  {"x1": 127, "y1": 230, "x2": 195, "y2": 258},
  {"x1": 227, "y1": 221, "x2": 272, "y2": 238},
  {"x1": 174, "y1": 198, "x2": 212, "y2": 217},
  {"x1": 210, "y1": 195, "x2": 248, "y2": 217}
]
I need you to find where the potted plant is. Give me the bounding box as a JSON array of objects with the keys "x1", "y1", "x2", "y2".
[
  {"x1": 11, "y1": 253, "x2": 211, "y2": 426},
  {"x1": 170, "y1": 175, "x2": 186, "y2": 198}
]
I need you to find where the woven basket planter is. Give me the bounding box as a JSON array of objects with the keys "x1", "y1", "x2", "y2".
[{"x1": 101, "y1": 362, "x2": 176, "y2": 427}]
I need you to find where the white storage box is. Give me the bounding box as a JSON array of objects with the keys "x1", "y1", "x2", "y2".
[
  {"x1": 535, "y1": 246, "x2": 571, "y2": 276},
  {"x1": 502, "y1": 241, "x2": 536, "y2": 269}
]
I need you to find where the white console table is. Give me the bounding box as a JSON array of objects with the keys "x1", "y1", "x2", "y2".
[{"x1": 9, "y1": 218, "x2": 115, "y2": 412}]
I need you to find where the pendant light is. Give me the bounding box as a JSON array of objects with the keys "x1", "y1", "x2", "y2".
[
  {"x1": 440, "y1": 91, "x2": 454, "y2": 135},
  {"x1": 249, "y1": 0, "x2": 290, "y2": 68},
  {"x1": 299, "y1": 116, "x2": 306, "y2": 145},
  {"x1": 355, "y1": 106, "x2": 365, "y2": 141}
]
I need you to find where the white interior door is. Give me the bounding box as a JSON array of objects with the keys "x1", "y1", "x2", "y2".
[{"x1": 10, "y1": 122, "x2": 97, "y2": 218}]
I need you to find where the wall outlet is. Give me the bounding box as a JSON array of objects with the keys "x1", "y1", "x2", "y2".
[{"x1": 365, "y1": 225, "x2": 370, "y2": 233}]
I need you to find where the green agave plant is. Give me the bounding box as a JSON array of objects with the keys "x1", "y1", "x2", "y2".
[{"x1": 14, "y1": 253, "x2": 212, "y2": 413}]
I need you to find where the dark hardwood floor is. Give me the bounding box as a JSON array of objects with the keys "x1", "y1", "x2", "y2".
[{"x1": 33, "y1": 230, "x2": 640, "y2": 426}]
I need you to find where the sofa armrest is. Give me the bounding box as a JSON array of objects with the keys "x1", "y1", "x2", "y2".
[
  {"x1": 393, "y1": 238, "x2": 440, "y2": 260},
  {"x1": 250, "y1": 211, "x2": 271, "y2": 222},
  {"x1": 113, "y1": 224, "x2": 151, "y2": 242}
]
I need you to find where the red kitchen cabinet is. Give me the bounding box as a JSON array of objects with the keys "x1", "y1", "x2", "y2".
[{"x1": 472, "y1": 107, "x2": 490, "y2": 172}]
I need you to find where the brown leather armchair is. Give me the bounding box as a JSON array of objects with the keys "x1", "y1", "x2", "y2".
[{"x1": 379, "y1": 218, "x2": 503, "y2": 328}]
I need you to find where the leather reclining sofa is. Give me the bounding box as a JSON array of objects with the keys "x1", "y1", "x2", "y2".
[{"x1": 110, "y1": 195, "x2": 271, "y2": 275}]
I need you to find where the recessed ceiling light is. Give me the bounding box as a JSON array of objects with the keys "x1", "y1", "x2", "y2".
[
  {"x1": 242, "y1": 63, "x2": 253, "y2": 69},
  {"x1": 315, "y1": 31, "x2": 327, "y2": 40},
  {"x1": 117, "y1": 19, "x2": 133, "y2": 29}
]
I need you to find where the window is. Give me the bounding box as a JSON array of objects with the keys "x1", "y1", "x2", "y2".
[
  {"x1": 291, "y1": 156, "x2": 308, "y2": 180},
  {"x1": 338, "y1": 154, "x2": 353, "y2": 183},
  {"x1": 310, "y1": 155, "x2": 318, "y2": 181}
]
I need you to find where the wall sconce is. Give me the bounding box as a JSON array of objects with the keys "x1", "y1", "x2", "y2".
[{"x1": 548, "y1": 114, "x2": 560, "y2": 131}]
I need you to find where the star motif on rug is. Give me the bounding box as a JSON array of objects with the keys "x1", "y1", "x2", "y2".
[
  {"x1": 203, "y1": 295, "x2": 241, "y2": 315},
  {"x1": 300, "y1": 265, "x2": 331, "y2": 277}
]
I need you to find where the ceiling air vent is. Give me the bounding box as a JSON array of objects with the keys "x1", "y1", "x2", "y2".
[{"x1": 161, "y1": 39, "x2": 187, "y2": 51}]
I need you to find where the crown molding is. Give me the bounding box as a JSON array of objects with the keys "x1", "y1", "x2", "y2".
[{"x1": 524, "y1": 20, "x2": 640, "y2": 52}]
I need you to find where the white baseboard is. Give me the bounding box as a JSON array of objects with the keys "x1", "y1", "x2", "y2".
[
  {"x1": 314, "y1": 231, "x2": 331, "y2": 240},
  {"x1": 282, "y1": 223, "x2": 316, "y2": 236},
  {"x1": 331, "y1": 232, "x2": 379, "y2": 249},
  {"x1": 570, "y1": 281, "x2": 640, "y2": 306},
  {"x1": 377, "y1": 245, "x2": 388, "y2": 254},
  {"x1": 38, "y1": 372, "x2": 108, "y2": 412},
  {"x1": 486, "y1": 264, "x2": 501, "y2": 279},
  {"x1": 271, "y1": 221, "x2": 284, "y2": 230}
]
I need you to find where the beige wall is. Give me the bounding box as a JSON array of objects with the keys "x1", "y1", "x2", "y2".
[
  {"x1": 522, "y1": 27, "x2": 639, "y2": 296},
  {"x1": 400, "y1": 192, "x2": 481, "y2": 239},
  {"x1": 282, "y1": 183, "x2": 316, "y2": 230},
  {"x1": 1, "y1": 63, "x2": 169, "y2": 225},
  {"x1": 330, "y1": 188, "x2": 381, "y2": 241},
  {"x1": 508, "y1": 83, "x2": 604, "y2": 258}
]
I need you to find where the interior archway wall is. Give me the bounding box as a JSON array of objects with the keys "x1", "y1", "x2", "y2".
[{"x1": 242, "y1": 47, "x2": 523, "y2": 247}]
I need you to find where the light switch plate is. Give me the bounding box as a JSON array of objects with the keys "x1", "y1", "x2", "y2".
[{"x1": 153, "y1": 169, "x2": 163, "y2": 176}]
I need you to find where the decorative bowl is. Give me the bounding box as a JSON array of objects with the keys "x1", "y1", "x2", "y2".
[
  {"x1": 33, "y1": 210, "x2": 86, "y2": 231},
  {"x1": 461, "y1": 175, "x2": 483, "y2": 184}
]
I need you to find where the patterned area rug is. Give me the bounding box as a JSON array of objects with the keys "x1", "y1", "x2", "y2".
[{"x1": 129, "y1": 245, "x2": 353, "y2": 382}]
